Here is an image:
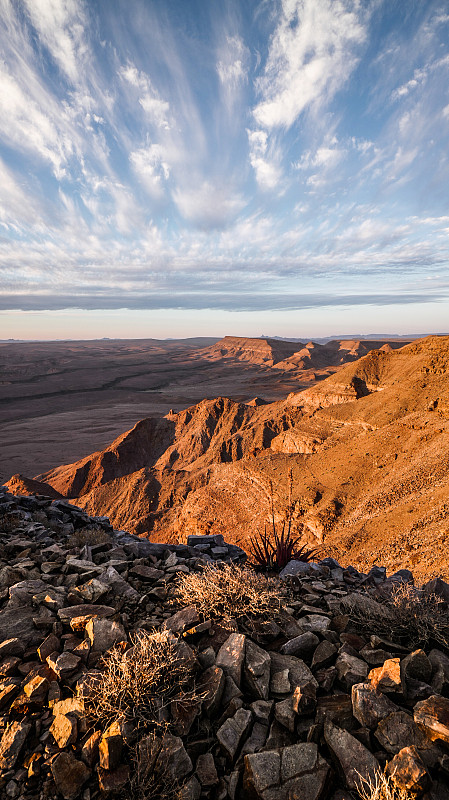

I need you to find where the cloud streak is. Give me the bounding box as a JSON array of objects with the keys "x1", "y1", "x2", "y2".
[{"x1": 0, "y1": 0, "x2": 448, "y2": 333}]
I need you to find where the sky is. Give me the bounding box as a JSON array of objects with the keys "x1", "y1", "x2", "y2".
[{"x1": 1, "y1": 0, "x2": 449, "y2": 340}]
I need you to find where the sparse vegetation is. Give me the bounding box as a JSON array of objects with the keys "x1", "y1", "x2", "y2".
[
  {"x1": 357, "y1": 770, "x2": 411, "y2": 800},
  {"x1": 173, "y1": 562, "x2": 281, "y2": 620},
  {"x1": 68, "y1": 525, "x2": 111, "y2": 547},
  {"x1": 249, "y1": 524, "x2": 319, "y2": 571},
  {"x1": 249, "y1": 473, "x2": 320, "y2": 571},
  {"x1": 127, "y1": 733, "x2": 183, "y2": 800},
  {"x1": 84, "y1": 629, "x2": 199, "y2": 731},
  {"x1": 348, "y1": 582, "x2": 449, "y2": 650}
]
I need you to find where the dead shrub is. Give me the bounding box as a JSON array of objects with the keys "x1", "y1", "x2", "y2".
[
  {"x1": 357, "y1": 770, "x2": 412, "y2": 800},
  {"x1": 173, "y1": 562, "x2": 281, "y2": 621},
  {"x1": 347, "y1": 582, "x2": 449, "y2": 650},
  {"x1": 68, "y1": 525, "x2": 111, "y2": 547},
  {"x1": 125, "y1": 732, "x2": 187, "y2": 800},
  {"x1": 84, "y1": 629, "x2": 198, "y2": 731}
]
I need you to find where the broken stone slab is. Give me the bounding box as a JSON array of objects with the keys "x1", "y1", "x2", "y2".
[
  {"x1": 0, "y1": 638, "x2": 25, "y2": 658},
  {"x1": 71, "y1": 578, "x2": 110, "y2": 603},
  {"x1": 162, "y1": 606, "x2": 201, "y2": 635},
  {"x1": 244, "y1": 640, "x2": 271, "y2": 700},
  {"x1": 414, "y1": 695, "x2": 449, "y2": 744},
  {"x1": 280, "y1": 632, "x2": 319, "y2": 659},
  {"x1": 99, "y1": 720, "x2": 124, "y2": 771},
  {"x1": 324, "y1": 719, "x2": 381, "y2": 791},
  {"x1": 155, "y1": 731, "x2": 193, "y2": 782},
  {"x1": 369, "y1": 658, "x2": 403, "y2": 695},
  {"x1": 23, "y1": 674, "x2": 49, "y2": 705},
  {"x1": 401, "y1": 649, "x2": 433, "y2": 684},
  {"x1": 8, "y1": 579, "x2": 48, "y2": 605},
  {"x1": 0, "y1": 720, "x2": 31, "y2": 771},
  {"x1": 386, "y1": 745, "x2": 431, "y2": 794},
  {"x1": 81, "y1": 729, "x2": 102, "y2": 767},
  {"x1": 0, "y1": 679, "x2": 21, "y2": 711},
  {"x1": 422, "y1": 576, "x2": 449, "y2": 603},
  {"x1": 201, "y1": 666, "x2": 225, "y2": 717},
  {"x1": 241, "y1": 721, "x2": 269, "y2": 758},
  {"x1": 85, "y1": 617, "x2": 127, "y2": 654},
  {"x1": 270, "y1": 669, "x2": 291, "y2": 695},
  {"x1": 195, "y1": 752, "x2": 219, "y2": 787},
  {"x1": 311, "y1": 640, "x2": 337, "y2": 670},
  {"x1": 269, "y1": 652, "x2": 318, "y2": 698},
  {"x1": 275, "y1": 697, "x2": 296, "y2": 733},
  {"x1": 50, "y1": 752, "x2": 91, "y2": 800},
  {"x1": 130, "y1": 565, "x2": 164, "y2": 581},
  {"x1": 0, "y1": 606, "x2": 43, "y2": 648},
  {"x1": 58, "y1": 604, "x2": 115, "y2": 625},
  {"x1": 216, "y1": 633, "x2": 246, "y2": 687},
  {"x1": 217, "y1": 707, "x2": 253, "y2": 762},
  {"x1": 375, "y1": 710, "x2": 432, "y2": 754},
  {"x1": 46, "y1": 651, "x2": 81, "y2": 680},
  {"x1": 352, "y1": 683, "x2": 399, "y2": 729},
  {"x1": 99, "y1": 565, "x2": 139, "y2": 599},
  {"x1": 243, "y1": 742, "x2": 330, "y2": 800},
  {"x1": 292, "y1": 680, "x2": 317, "y2": 716},
  {"x1": 97, "y1": 763, "x2": 130, "y2": 793},
  {"x1": 279, "y1": 561, "x2": 313, "y2": 579},
  {"x1": 50, "y1": 713, "x2": 78, "y2": 748},
  {"x1": 37, "y1": 633, "x2": 61, "y2": 662},
  {"x1": 335, "y1": 652, "x2": 369, "y2": 690}
]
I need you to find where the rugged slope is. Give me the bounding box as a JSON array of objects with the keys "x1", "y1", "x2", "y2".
[{"x1": 7, "y1": 335, "x2": 449, "y2": 581}]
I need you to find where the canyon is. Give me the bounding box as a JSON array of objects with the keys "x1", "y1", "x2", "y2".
[{"x1": 4, "y1": 335, "x2": 449, "y2": 582}]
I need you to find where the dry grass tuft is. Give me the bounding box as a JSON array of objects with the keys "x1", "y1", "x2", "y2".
[
  {"x1": 84, "y1": 629, "x2": 198, "y2": 731},
  {"x1": 173, "y1": 562, "x2": 281, "y2": 621},
  {"x1": 357, "y1": 770, "x2": 412, "y2": 800},
  {"x1": 68, "y1": 525, "x2": 111, "y2": 547},
  {"x1": 348, "y1": 582, "x2": 449, "y2": 650}
]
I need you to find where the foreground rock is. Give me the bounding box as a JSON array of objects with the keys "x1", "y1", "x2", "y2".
[{"x1": 0, "y1": 486, "x2": 449, "y2": 799}]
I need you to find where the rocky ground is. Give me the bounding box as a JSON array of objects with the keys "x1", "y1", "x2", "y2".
[{"x1": 0, "y1": 486, "x2": 449, "y2": 799}]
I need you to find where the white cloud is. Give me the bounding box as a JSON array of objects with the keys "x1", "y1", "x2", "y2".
[
  {"x1": 22, "y1": 0, "x2": 87, "y2": 84},
  {"x1": 0, "y1": 61, "x2": 70, "y2": 177},
  {"x1": 173, "y1": 181, "x2": 245, "y2": 230},
  {"x1": 247, "y1": 129, "x2": 282, "y2": 190},
  {"x1": 120, "y1": 65, "x2": 170, "y2": 129},
  {"x1": 130, "y1": 144, "x2": 170, "y2": 199},
  {"x1": 253, "y1": 0, "x2": 366, "y2": 130}
]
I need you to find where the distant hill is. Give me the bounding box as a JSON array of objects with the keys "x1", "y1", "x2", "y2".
[{"x1": 8, "y1": 334, "x2": 449, "y2": 582}]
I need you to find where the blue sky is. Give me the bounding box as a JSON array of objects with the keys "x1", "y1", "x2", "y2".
[{"x1": 1, "y1": 0, "x2": 449, "y2": 339}]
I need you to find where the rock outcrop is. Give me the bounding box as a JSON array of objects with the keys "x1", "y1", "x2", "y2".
[{"x1": 1, "y1": 486, "x2": 449, "y2": 799}]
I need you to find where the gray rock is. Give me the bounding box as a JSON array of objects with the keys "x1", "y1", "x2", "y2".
[
  {"x1": 0, "y1": 721, "x2": 31, "y2": 770},
  {"x1": 244, "y1": 742, "x2": 330, "y2": 800},
  {"x1": 279, "y1": 561, "x2": 312, "y2": 579},
  {"x1": 244, "y1": 640, "x2": 271, "y2": 700},
  {"x1": 156, "y1": 731, "x2": 193, "y2": 781},
  {"x1": 414, "y1": 695, "x2": 449, "y2": 745},
  {"x1": 336, "y1": 652, "x2": 369, "y2": 689},
  {"x1": 324, "y1": 720, "x2": 380, "y2": 791},
  {"x1": 201, "y1": 666, "x2": 225, "y2": 717},
  {"x1": 280, "y1": 632, "x2": 319, "y2": 658},
  {"x1": 352, "y1": 683, "x2": 398, "y2": 729},
  {"x1": 217, "y1": 707, "x2": 253, "y2": 762},
  {"x1": 376, "y1": 710, "x2": 432, "y2": 754},
  {"x1": 85, "y1": 617, "x2": 127, "y2": 654},
  {"x1": 216, "y1": 633, "x2": 246, "y2": 687},
  {"x1": 51, "y1": 752, "x2": 91, "y2": 800},
  {"x1": 162, "y1": 606, "x2": 201, "y2": 635}
]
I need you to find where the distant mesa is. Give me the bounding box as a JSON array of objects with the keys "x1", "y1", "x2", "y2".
[{"x1": 6, "y1": 334, "x2": 449, "y2": 582}]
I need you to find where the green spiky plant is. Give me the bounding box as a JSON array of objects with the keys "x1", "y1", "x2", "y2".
[{"x1": 249, "y1": 471, "x2": 320, "y2": 571}]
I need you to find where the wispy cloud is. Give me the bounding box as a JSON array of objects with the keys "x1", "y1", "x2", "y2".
[{"x1": 0, "y1": 0, "x2": 448, "y2": 332}]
